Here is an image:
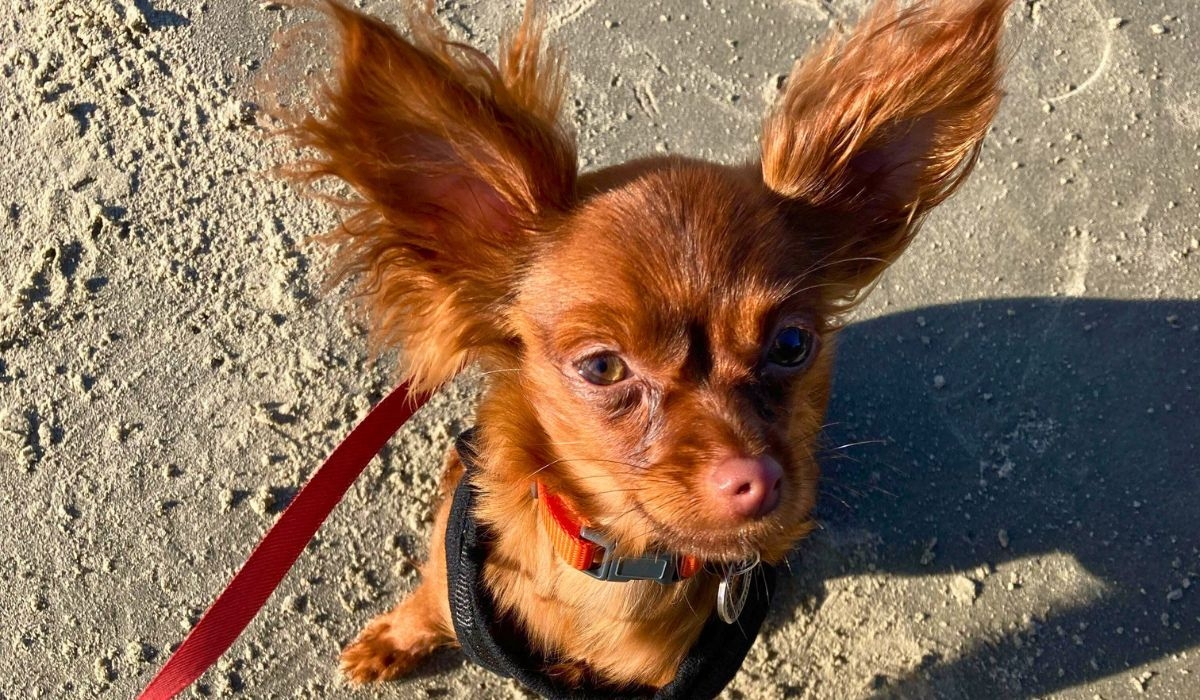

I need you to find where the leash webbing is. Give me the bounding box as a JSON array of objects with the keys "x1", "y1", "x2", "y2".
[{"x1": 138, "y1": 382, "x2": 426, "y2": 700}]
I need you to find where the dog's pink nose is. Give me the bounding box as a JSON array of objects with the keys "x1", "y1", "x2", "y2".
[{"x1": 708, "y1": 455, "x2": 783, "y2": 519}]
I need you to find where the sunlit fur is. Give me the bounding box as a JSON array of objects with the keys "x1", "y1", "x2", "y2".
[
  {"x1": 279, "y1": 0, "x2": 576, "y2": 389},
  {"x1": 278, "y1": 0, "x2": 1008, "y2": 691},
  {"x1": 761, "y1": 0, "x2": 1009, "y2": 305}
]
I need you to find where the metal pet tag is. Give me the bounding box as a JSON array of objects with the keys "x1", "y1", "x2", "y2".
[{"x1": 716, "y1": 556, "x2": 759, "y2": 624}]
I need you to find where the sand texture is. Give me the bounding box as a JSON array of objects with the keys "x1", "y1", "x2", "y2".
[{"x1": 1, "y1": 0, "x2": 1197, "y2": 698}]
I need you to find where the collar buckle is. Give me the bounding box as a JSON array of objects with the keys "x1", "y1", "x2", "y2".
[{"x1": 578, "y1": 527, "x2": 687, "y2": 584}]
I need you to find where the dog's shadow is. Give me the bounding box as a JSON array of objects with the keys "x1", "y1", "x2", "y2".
[{"x1": 773, "y1": 297, "x2": 1199, "y2": 698}]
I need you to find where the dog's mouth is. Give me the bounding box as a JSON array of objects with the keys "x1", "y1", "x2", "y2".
[
  {"x1": 625, "y1": 495, "x2": 813, "y2": 565},
  {"x1": 599, "y1": 454, "x2": 819, "y2": 564}
]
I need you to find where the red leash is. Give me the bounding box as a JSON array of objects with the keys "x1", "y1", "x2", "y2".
[{"x1": 139, "y1": 383, "x2": 427, "y2": 700}]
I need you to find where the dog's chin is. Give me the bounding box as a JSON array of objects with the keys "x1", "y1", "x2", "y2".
[
  {"x1": 679, "y1": 523, "x2": 811, "y2": 565},
  {"x1": 632, "y1": 500, "x2": 815, "y2": 565}
]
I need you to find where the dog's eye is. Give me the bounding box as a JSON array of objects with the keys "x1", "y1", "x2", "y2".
[
  {"x1": 766, "y1": 326, "x2": 815, "y2": 368},
  {"x1": 577, "y1": 353, "x2": 629, "y2": 385}
]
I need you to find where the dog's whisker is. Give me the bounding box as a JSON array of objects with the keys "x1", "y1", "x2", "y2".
[
  {"x1": 478, "y1": 367, "x2": 523, "y2": 376},
  {"x1": 822, "y1": 438, "x2": 888, "y2": 452},
  {"x1": 819, "y1": 491, "x2": 854, "y2": 511}
]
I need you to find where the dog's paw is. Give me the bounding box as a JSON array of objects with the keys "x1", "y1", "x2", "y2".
[{"x1": 339, "y1": 620, "x2": 422, "y2": 685}]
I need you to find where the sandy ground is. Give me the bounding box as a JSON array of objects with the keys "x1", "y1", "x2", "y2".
[{"x1": 1, "y1": 0, "x2": 1198, "y2": 698}]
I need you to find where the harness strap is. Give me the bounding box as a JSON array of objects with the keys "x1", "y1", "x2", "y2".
[{"x1": 446, "y1": 429, "x2": 777, "y2": 699}]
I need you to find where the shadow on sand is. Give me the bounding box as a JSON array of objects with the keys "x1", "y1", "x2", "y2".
[{"x1": 777, "y1": 297, "x2": 1198, "y2": 697}]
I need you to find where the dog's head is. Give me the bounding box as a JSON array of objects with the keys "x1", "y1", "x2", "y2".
[{"x1": 283, "y1": 0, "x2": 1006, "y2": 564}]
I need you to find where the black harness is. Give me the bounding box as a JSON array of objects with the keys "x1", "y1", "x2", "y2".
[{"x1": 445, "y1": 430, "x2": 776, "y2": 699}]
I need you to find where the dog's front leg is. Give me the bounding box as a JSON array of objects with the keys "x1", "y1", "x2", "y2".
[{"x1": 339, "y1": 450, "x2": 463, "y2": 684}]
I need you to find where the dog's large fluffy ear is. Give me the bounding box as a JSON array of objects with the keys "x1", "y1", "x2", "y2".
[
  {"x1": 281, "y1": 1, "x2": 576, "y2": 389},
  {"x1": 761, "y1": 0, "x2": 1007, "y2": 305}
]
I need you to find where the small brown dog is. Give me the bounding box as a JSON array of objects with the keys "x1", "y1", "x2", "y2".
[{"x1": 280, "y1": 0, "x2": 1008, "y2": 693}]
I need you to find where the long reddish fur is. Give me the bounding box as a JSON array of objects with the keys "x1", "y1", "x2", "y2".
[
  {"x1": 277, "y1": 0, "x2": 1008, "y2": 691},
  {"x1": 280, "y1": 0, "x2": 576, "y2": 390}
]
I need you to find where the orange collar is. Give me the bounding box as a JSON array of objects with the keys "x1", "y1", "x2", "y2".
[{"x1": 535, "y1": 481, "x2": 700, "y2": 583}]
